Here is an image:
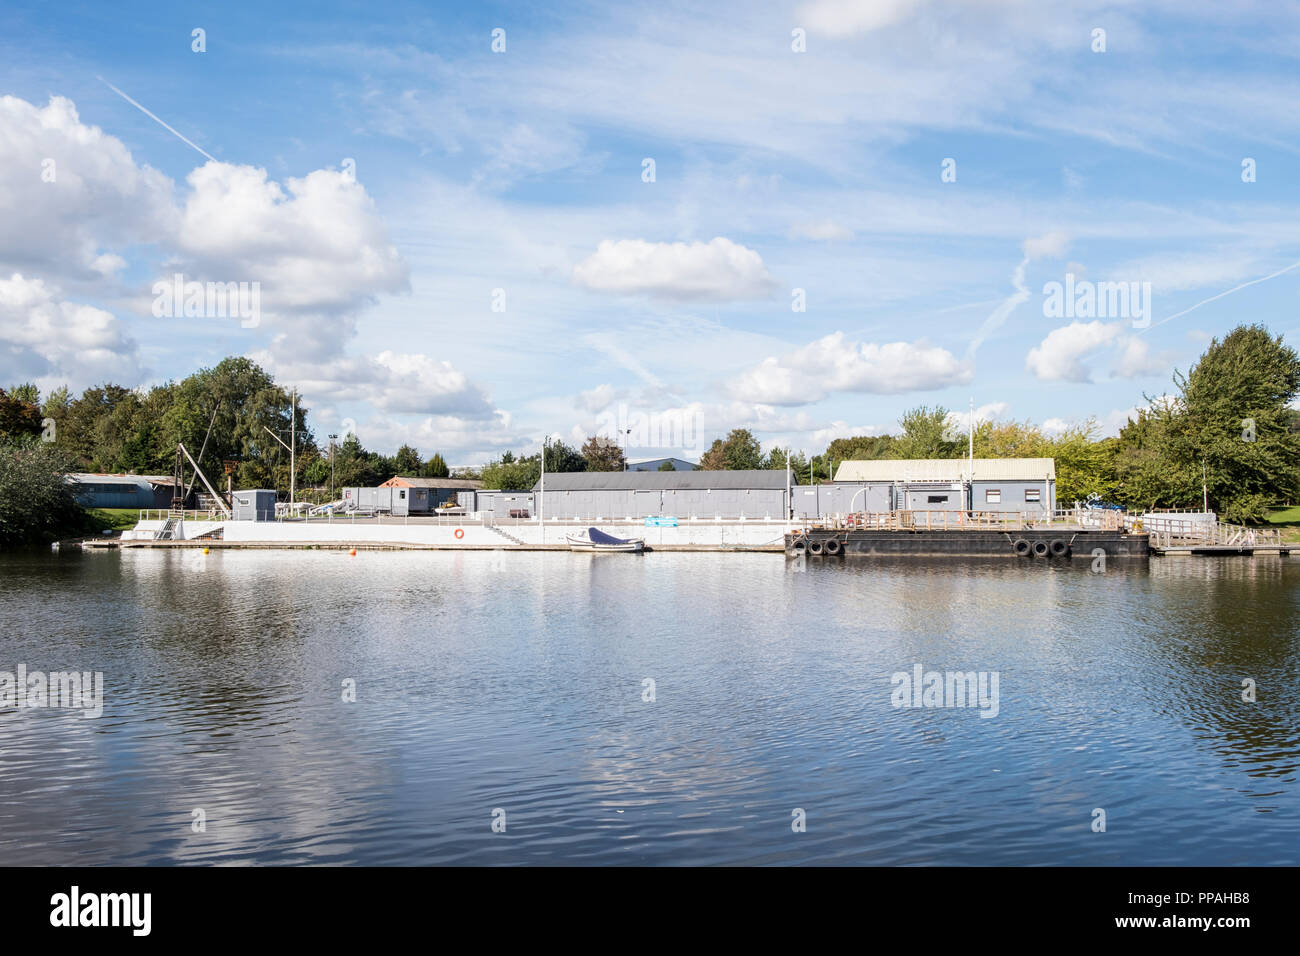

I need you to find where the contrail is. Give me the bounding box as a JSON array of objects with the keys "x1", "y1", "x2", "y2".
[
  {"x1": 966, "y1": 257, "x2": 1030, "y2": 358},
  {"x1": 96, "y1": 75, "x2": 218, "y2": 163},
  {"x1": 1145, "y1": 259, "x2": 1300, "y2": 331}
]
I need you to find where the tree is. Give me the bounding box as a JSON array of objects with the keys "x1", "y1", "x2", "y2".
[
  {"x1": 657, "y1": 460, "x2": 676, "y2": 471},
  {"x1": 764, "y1": 446, "x2": 809, "y2": 476},
  {"x1": 1115, "y1": 326, "x2": 1300, "y2": 518},
  {"x1": 699, "y1": 429, "x2": 763, "y2": 470},
  {"x1": 581, "y1": 435, "x2": 625, "y2": 472},
  {"x1": 543, "y1": 440, "x2": 586, "y2": 473},
  {"x1": 6, "y1": 383, "x2": 39, "y2": 404},
  {"x1": 0, "y1": 437, "x2": 85, "y2": 546},
  {"x1": 823, "y1": 434, "x2": 896, "y2": 462},
  {"x1": 391, "y1": 444, "x2": 422, "y2": 476},
  {"x1": 424, "y1": 453, "x2": 450, "y2": 478},
  {"x1": 0, "y1": 389, "x2": 43, "y2": 441},
  {"x1": 891, "y1": 405, "x2": 962, "y2": 460}
]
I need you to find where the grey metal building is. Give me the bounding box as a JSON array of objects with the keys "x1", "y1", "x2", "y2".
[
  {"x1": 66, "y1": 473, "x2": 182, "y2": 509},
  {"x1": 459, "y1": 490, "x2": 535, "y2": 517},
  {"x1": 812, "y1": 458, "x2": 1057, "y2": 517},
  {"x1": 531, "y1": 470, "x2": 795, "y2": 519},
  {"x1": 232, "y1": 489, "x2": 277, "y2": 521}
]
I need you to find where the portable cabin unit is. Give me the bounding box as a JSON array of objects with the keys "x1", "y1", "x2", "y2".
[
  {"x1": 831, "y1": 458, "x2": 1057, "y2": 516},
  {"x1": 532, "y1": 470, "x2": 794, "y2": 519},
  {"x1": 231, "y1": 489, "x2": 277, "y2": 521},
  {"x1": 379, "y1": 477, "x2": 485, "y2": 512}
]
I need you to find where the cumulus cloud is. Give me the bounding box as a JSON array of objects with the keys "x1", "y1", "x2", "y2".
[
  {"x1": 572, "y1": 237, "x2": 777, "y2": 301},
  {"x1": 172, "y1": 162, "x2": 409, "y2": 340},
  {"x1": 0, "y1": 95, "x2": 176, "y2": 281},
  {"x1": 0, "y1": 273, "x2": 143, "y2": 389},
  {"x1": 248, "y1": 350, "x2": 496, "y2": 418},
  {"x1": 1027, "y1": 321, "x2": 1166, "y2": 382},
  {"x1": 1026, "y1": 321, "x2": 1123, "y2": 382},
  {"x1": 729, "y1": 332, "x2": 971, "y2": 405}
]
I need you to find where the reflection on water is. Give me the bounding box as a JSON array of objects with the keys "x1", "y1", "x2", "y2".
[{"x1": 0, "y1": 548, "x2": 1296, "y2": 864}]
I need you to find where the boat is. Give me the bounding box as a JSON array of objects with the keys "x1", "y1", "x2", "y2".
[{"x1": 565, "y1": 527, "x2": 645, "y2": 553}]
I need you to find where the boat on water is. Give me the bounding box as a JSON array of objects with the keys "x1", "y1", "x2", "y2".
[{"x1": 565, "y1": 527, "x2": 645, "y2": 553}]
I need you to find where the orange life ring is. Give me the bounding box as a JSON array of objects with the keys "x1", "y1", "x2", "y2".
[
  {"x1": 846, "y1": 514, "x2": 856, "y2": 528},
  {"x1": 454, "y1": 528, "x2": 465, "y2": 539}
]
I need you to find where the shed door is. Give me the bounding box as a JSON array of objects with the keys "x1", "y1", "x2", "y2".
[{"x1": 634, "y1": 490, "x2": 662, "y2": 517}]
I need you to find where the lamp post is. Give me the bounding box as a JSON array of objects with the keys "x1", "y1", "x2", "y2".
[{"x1": 329, "y1": 434, "x2": 337, "y2": 500}]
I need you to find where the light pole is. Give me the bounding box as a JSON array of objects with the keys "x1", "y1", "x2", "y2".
[
  {"x1": 540, "y1": 435, "x2": 549, "y2": 543},
  {"x1": 329, "y1": 434, "x2": 337, "y2": 500}
]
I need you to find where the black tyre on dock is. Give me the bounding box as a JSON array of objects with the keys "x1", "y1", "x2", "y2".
[
  {"x1": 824, "y1": 538, "x2": 842, "y2": 556},
  {"x1": 1013, "y1": 538, "x2": 1032, "y2": 556},
  {"x1": 1049, "y1": 538, "x2": 1070, "y2": 557},
  {"x1": 1032, "y1": 540, "x2": 1050, "y2": 557}
]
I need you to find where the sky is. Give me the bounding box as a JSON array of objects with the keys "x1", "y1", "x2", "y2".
[{"x1": 3, "y1": 0, "x2": 1300, "y2": 465}]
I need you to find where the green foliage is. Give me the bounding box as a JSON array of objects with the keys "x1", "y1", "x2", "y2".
[
  {"x1": 699, "y1": 429, "x2": 763, "y2": 470},
  {"x1": 0, "y1": 438, "x2": 86, "y2": 546},
  {"x1": 424, "y1": 452, "x2": 450, "y2": 478},
  {"x1": 657, "y1": 460, "x2": 676, "y2": 471},
  {"x1": 1114, "y1": 326, "x2": 1300, "y2": 516},
  {"x1": 391, "y1": 444, "x2": 422, "y2": 476},
  {"x1": 0, "y1": 389, "x2": 44, "y2": 440},
  {"x1": 763, "y1": 446, "x2": 809, "y2": 475},
  {"x1": 581, "y1": 435, "x2": 625, "y2": 472},
  {"x1": 891, "y1": 405, "x2": 963, "y2": 460}
]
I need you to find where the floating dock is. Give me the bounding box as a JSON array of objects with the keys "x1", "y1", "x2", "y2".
[{"x1": 785, "y1": 528, "x2": 1149, "y2": 559}]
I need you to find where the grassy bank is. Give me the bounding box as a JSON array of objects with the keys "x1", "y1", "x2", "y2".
[{"x1": 1266, "y1": 506, "x2": 1300, "y2": 543}]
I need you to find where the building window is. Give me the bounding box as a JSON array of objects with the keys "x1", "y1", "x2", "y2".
[
  {"x1": 399, "y1": 490, "x2": 406, "y2": 499},
  {"x1": 927, "y1": 495, "x2": 948, "y2": 504},
  {"x1": 985, "y1": 489, "x2": 1001, "y2": 503},
  {"x1": 1025, "y1": 489, "x2": 1041, "y2": 502}
]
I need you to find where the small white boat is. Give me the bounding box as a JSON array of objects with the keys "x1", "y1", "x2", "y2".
[{"x1": 566, "y1": 527, "x2": 645, "y2": 553}]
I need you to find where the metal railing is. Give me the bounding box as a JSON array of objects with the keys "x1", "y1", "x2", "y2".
[{"x1": 137, "y1": 509, "x2": 227, "y2": 522}]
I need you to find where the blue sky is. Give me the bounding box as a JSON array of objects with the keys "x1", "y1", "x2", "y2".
[{"x1": 3, "y1": 0, "x2": 1300, "y2": 464}]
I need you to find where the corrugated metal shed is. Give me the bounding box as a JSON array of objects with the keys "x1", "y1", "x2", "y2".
[
  {"x1": 834, "y1": 458, "x2": 1056, "y2": 482},
  {"x1": 531, "y1": 470, "x2": 791, "y2": 492}
]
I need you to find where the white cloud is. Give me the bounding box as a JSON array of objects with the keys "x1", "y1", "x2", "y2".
[
  {"x1": 248, "y1": 350, "x2": 496, "y2": 419},
  {"x1": 1026, "y1": 320, "x2": 1123, "y2": 382},
  {"x1": 1027, "y1": 320, "x2": 1167, "y2": 382},
  {"x1": 0, "y1": 95, "x2": 176, "y2": 281},
  {"x1": 729, "y1": 332, "x2": 971, "y2": 405},
  {"x1": 1023, "y1": 230, "x2": 1070, "y2": 260},
  {"x1": 1111, "y1": 335, "x2": 1165, "y2": 379},
  {"x1": 572, "y1": 237, "x2": 777, "y2": 301},
  {"x1": 174, "y1": 162, "x2": 409, "y2": 333},
  {"x1": 0, "y1": 273, "x2": 143, "y2": 389}
]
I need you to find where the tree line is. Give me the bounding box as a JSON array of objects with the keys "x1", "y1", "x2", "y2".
[{"x1": 2, "y1": 323, "x2": 1297, "y2": 545}]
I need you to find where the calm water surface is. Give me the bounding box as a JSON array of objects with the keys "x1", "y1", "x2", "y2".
[{"x1": 0, "y1": 548, "x2": 1297, "y2": 865}]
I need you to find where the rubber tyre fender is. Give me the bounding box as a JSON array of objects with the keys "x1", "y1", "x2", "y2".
[
  {"x1": 809, "y1": 539, "x2": 825, "y2": 556},
  {"x1": 1049, "y1": 538, "x2": 1069, "y2": 557},
  {"x1": 1013, "y1": 538, "x2": 1032, "y2": 557},
  {"x1": 1032, "y1": 539, "x2": 1050, "y2": 557},
  {"x1": 790, "y1": 535, "x2": 808, "y2": 553},
  {"x1": 824, "y1": 537, "x2": 842, "y2": 556}
]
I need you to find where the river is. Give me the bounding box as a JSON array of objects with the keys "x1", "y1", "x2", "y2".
[{"x1": 0, "y1": 548, "x2": 1296, "y2": 865}]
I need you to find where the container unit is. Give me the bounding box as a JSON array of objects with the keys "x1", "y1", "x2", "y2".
[
  {"x1": 533, "y1": 470, "x2": 794, "y2": 519},
  {"x1": 231, "y1": 489, "x2": 277, "y2": 521}
]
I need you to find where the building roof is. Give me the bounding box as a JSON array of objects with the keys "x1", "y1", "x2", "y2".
[
  {"x1": 833, "y1": 458, "x2": 1057, "y2": 482},
  {"x1": 532, "y1": 469, "x2": 793, "y2": 491},
  {"x1": 626, "y1": 456, "x2": 698, "y2": 467},
  {"x1": 66, "y1": 473, "x2": 176, "y2": 486},
  {"x1": 379, "y1": 476, "x2": 484, "y2": 489}
]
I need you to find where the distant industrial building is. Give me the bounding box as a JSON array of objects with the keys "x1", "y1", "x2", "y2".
[
  {"x1": 530, "y1": 469, "x2": 794, "y2": 519},
  {"x1": 66, "y1": 473, "x2": 185, "y2": 509},
  {"x1": 625, "y1": 457, "x2": 698, "y2": 472},
  {"x1": 795, "y1": 458, "x2": 1057, "y2": 518}
]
